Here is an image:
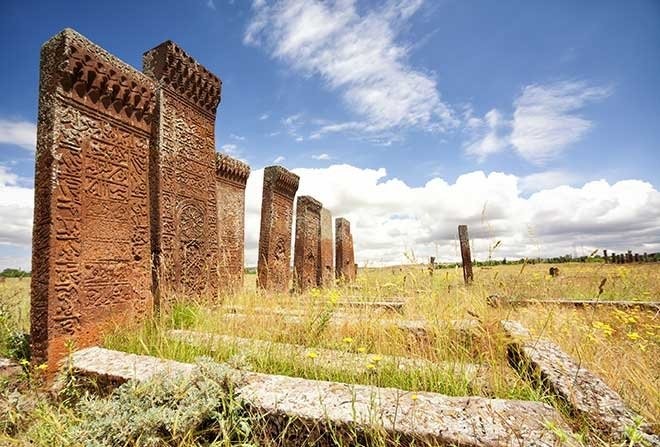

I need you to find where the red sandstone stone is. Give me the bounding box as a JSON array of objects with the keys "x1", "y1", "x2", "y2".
[
  {"x1": 293, "y1": 196, "x2": 322, "y2": 291},
  {"x1": 335, "y1": 218, "x2": 356, "y2": 282},
  {"x1": 31, "y1": 29, "x2": 155, "y2": 371},
  {"x1": 215, "y1": 153, "x2": 250, "y2": 293},
  {"x1": 143, "y1": 41, "x2": 222, "y2": 298},
  {"x1": 319, "y1": 208, "x2": 334, "y2": 286},
  {"x1": 257, "y1": 166, "x2": 300, "y2": 293}
]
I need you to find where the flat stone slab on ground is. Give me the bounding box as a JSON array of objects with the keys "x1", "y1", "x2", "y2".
[
  {"x1": 501, "y1": 320, "x2": 659, "y2": 445},
  {"x1": 0, "y1": 357, "x2": 21, "y2": 378},
  {"x1": 66, "y1": 347, "x2": 574, "y2": 447},
  {"x1": 492, "y1": 297, "x2": 660, "y2": 312},
  {"x1": 168, "y1": 329, "x2": 483, "y2": 384}
]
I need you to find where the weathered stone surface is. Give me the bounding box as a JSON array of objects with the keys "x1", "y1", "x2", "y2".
[
  {"x1": 493, "y1": 298, "x2": 660, "y2": 312},
  {"x1": 168, "y1": 329, "x2": 482, "y2": 383},
  {"x1": 335, "y1": 300, "x2": 405, "y2": 312},
  {"x1": 0, "y1": 358, "x2": 21, "y2": 378},
  {"x1": 215, "y1": 153, "x2": 250, "y2": 293},
  {"x1": 502, "y1": 320, "x2": 659, "y2": 445},
  {"x1": 293, "y1": 196, "x2": 322, "y2": 291},
  {"x1": 68, "y1": 347, "x2": 572, "y2": 446},
  {"x1": 31, "y1": 29, "x2": 155, "y2": 371},
  {"x1": 143, "y1": 41, "x2": 221, "y2": 297},
  {"x1": 458, "y1": 225, "x2": 473, "y2": 284},
  {"x1": 257, "y1": 166, "x2": 300, "y2": 292},
  {"x1": 335, "y1": 217, "x2": 356, "y2": 281},
  {"x1": 319, "y1": 208, "x2": 334, "y2": 286}
]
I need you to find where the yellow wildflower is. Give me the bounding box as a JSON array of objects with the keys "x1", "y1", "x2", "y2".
[
  {"x1": 626, "y1": 332, "x2": 641, "y2": 341},
  {"x1": 592, "y1": 321, "x2": 614, "y2": 337},
  {"x1": 357, "y1": 346, "x2": 367, "y2": 353},
  {"x1": 309, "y1": 288, "x2": 321, "y2": 298},
  {"x1": 371, "y1": 354, "x2": 383, "y2": 363},
  {"x1": 366, "y1": 363, "x2": 376, "y2": 370},
  {"x1": 342, "y1": 337, "x2": 354, "y2": 344},
  {"x1": 411, "y1": 394, "x2": 419, "y2": 401},
  {"x1": 307, "y1": 351, "x2": 318, "y2": 359}
]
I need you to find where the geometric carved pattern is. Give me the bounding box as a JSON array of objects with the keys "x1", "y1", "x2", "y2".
[
  {"x1": 335, "y1": 217, "x2": 356, "y2": 282},
  {"x1": 257, "y1": 166, "x2": 300, "y2": 293},
  {"x1": 215, "y1": 153, "x2": 250, "y2": 293},
  {"x1": 293, "y1": 196, "x2": 322, "y2": 292},
  {"x1": 31, "y1": 29, "x2": 154, "y2": 371},
  {"x1": 143, "y1": 41, "x2": 222, "y2": 297}
]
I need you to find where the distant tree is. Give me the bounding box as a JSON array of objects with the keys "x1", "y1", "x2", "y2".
[{"x1": 0, "y1": 268, "x2": 30, "y2": 278}]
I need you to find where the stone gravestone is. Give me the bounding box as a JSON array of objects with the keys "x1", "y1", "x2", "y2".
[
  {"x1": 257, "y1": 166, "x2": 300, "y2": 293},
  {"x1": 215, "y1": 153, "x2": 250, "y2": 293},
  {"x1": 319, "y1": 208, "x2": 334, "y2": 286},
  {"x1": 335, "y1": 218, "x2": 356, "y2": 282},
  {"x1": 458, "y1": 225, "x2": 474, "y2": 284},
  {"x1": 143, "y1": 41, "x2": 221, "y2": 297},
  {"x1": 31, "y1": 29, "x2": 155, "y2": 369},
  {"x1": 293, "y1": 196, "x2": 322, "y2": 291}
]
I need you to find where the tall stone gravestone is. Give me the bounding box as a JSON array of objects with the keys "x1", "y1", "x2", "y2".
[
  {"x1": 143, "y1": 41, "x2": 221, "y2": 297},
  {"x1": 215, "y1": 153, "x2": 250, "y2": 292},
  {"x1": 31, "y1": 29, "x2": 155, "y2": 369},
  {"x1": 257, "y1": 166, "x2": 300, "y2": 292},
  {"x1": 319, "y1": 208, "x2": 334, "y2": 286},
  {"x1": 335, "y1": 218, "x2": 356, "y2": 282},
  {"x1": 293, "y1": 196, "x2": 322, "y2": 291}
]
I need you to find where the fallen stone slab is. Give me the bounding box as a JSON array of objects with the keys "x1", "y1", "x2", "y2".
[
  {"x1": 67, "y1": 347, "x2": 574, "y2": 446},
  {"x1": 167, "y1": 329, "x2": 483, "y2": 385},
  {"x1": 501, "y1": 320, "x2": 659, "y2": 445},
  {"x1": 335, "y1": 300, "x2": 405, "y2": 312},
  {"x1": 489, "y1": 296, "x2": 660, "y2": 312},
  {"x1": 222, "y1": 312, "x2": 481, "y2": 339},
  {"x1": 0, "y1": 357, "x2": 21, "y2": 378}
]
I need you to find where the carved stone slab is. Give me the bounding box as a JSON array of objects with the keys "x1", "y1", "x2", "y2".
[
  {"x1": 319, "y1": 208, "x2": 334, "y2": 286},
  {"x1": 31, "y1": 29, "x2": 155, "y2": 370},
  {"x1": 257, "y1": 166, "x2": 300, "y2": 293},
  {"x1": 143, "y1": 41, "x2": 222, "y2": 297},
  {"x1": 215, "y1": 153, "x2": 250, "y2": 293},
  {"x1": 335, "y1": 217, "x2": 356, "y2": 281},
  {"x1": 502, "y1": 320, "x2": 659, "y2": 445},
  {"x1": 68, "y1": 347, "x2": 575, "y2": 447},
  {"x1": 293, "y1": 196, "x2": 322, "y2": 291}
]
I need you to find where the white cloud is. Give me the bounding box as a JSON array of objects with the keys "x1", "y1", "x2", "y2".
[
  {"x1": 519, "y1": 170, "x2": 579, "y2": 194},
  {"x1": 510, "y1": 81, "x2": 611, "y2": 164},
  {"x1": 243, "y1": 164, "x2": 660, "y2": 266},
  {"x1": 230, "y1": 133, "x2": 246, "y2": 141},
  {"x1": 259, "y1": 113, "x2": 270, "y2": 120},
  {"x1": 465, "y1": 81, "x2": 611, "y2": 164},
  {"x1": 245, "y1": 0, "x2": 456, "y2": 136},
  {"x1": 312, "y1": 153, "x2": 331, "y2": 160},
  {"x1": 273, "y1": 155, "x2": 285, "y2": 163},
  {"x1": 0, "y1": 119, "x2": 37, "y2": 151},
  {"x1": 220, "y1": 143, "x2": 240, "y2": 155},
  {"x1": 0, "y1": 165, "x2": 33, "y2": 247},
  {"x1": 207, "y1": 0, "x2": 216, "y2": 10}
]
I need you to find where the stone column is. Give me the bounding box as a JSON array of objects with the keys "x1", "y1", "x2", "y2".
[
  {"x1": 458, "y1": 225, "x2": 474, "y2": 284},
  {"x1": 293, "y1": 196, "x2": 322, "y2": 292},
  {"x1": 319, "y1": 208, "x2": 334, "y2": 286},
  {"x1": 215, "y1": 154, "x2": 250, "y2": 293},
  {"x1": 257, "y1": 166, "x2": 300, "y2": 293},
  {"x1": 335, "y1": 218, "x2": 356, "y2": 282},
  {"x1": 143, "y1": 41, "x2": 221, "y2": 298},
  {"x1": 31, "y1": 29, "x2": 155, "y2": 370}
]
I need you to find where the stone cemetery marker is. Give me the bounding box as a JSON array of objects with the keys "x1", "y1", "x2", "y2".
[
  {"x1": 634, "y1": 253, "x2": 640, "y2": 262},
  {"x1": 0, "y1": 277, "x2": 5, "y2": 283},
  {"x1": 31, "y1": 29, "x2": 155, "y2": 369},
  {"x1": 215, "y1": 153, "x2": 250, "y2": 293},
  {"x1": 293, "y1": 196, "x2": 322, "y2": 291},
  {"x1": 643, "y1": 252, "x2": 648, "y2": 262},
  {"x1": 627, "y1": 250, "x2": 633, "y2": 263},
  {"x1": 458, "y1": 225, "x2": 473, "y2": 284},
  {"x1": 335, "y1": 218, "x2": 356, "y2": 282},
  {"x1": 603, "y1": 249, "x2": 608, "y2": 263},
  {"x1": 257, "y1": 166, "x2": 300, "y2": 292},
  {"x1": 143, "y1": 41, "x2": 221, "y2": 296},
  {"x1": 319, "y1": 208, "x2": 334, "y2": 286}
]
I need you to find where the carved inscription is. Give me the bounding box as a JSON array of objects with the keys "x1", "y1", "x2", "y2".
[
  {"x1": 319, "y1": 208, "x2": 334, "y2": 286},
  {"x1": 335, "y1": 218, "x2": 356, "y2": 282},
  {"x1": 144, "y1": 41, "x2": 221, "y2": 296},
  {"x1": 31, "y1": 29, "x2": 154, "y2": 370},
  {"x1": 257, "y1": 166, "x2": 300, "y2": 293},
  {"x1": 294, "y1": 196, "x2": 322, "y2": 291},
  {"x1": 216, "y1": 153, "x2": 250, "y2": 293}
]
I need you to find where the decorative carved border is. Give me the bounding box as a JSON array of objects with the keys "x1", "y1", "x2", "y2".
[
  {"x1": 297, "y1": 195, "x2": 322, "y2": 213},
  {"x1": 143, "y1": 40, "x2": 221, "y2": 117},
  {"x1": 215, "y1": 153, "x2": 251, "y2": 187},
  {"x1": 264, "y1": 165, "x2": 300, "y2": 199}
]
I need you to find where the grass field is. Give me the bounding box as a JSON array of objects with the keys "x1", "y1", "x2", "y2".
[{"x1": 0, "y1": 261, "x2": 658, "y2": 445}]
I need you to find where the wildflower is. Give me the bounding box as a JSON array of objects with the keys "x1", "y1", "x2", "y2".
[
  {"x1": 592, "y1": 321, "x2": 614, "y2": 337},
  {"x1": 328, "y1": 290, "x2": 340, "y2": 305},
  {"x1": 366, "y1": 363, "x2": 376, "y2": 370},
  {"x1": 342, "y1": 337, "x2": 354, "y2": 344},
  {"x1": 357, "y1": 346, "x2": 367, "y2": 353},
  {"x1": 411, "y1": 394, "x2": 419, "y2": 401},
  {"x1": 307, "y1": 351, "x2": 317, "y2": 359},
  {"x1": 371, "y1": 354, "x2": 383, "y2": 363},
  {"x1": 309, "y1": 288, "x2": 321, "y2": 298},
  {"x1": 626, "y1": 332, "x2": 641, "y2": 341},
  {"x1": 638, "y1": 342, "x2": 648, "y2": 352}
]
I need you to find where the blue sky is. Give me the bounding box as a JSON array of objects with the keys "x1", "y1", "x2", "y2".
[{"x1": 1, "y1": 0, "x2": 659, "y2": 267}]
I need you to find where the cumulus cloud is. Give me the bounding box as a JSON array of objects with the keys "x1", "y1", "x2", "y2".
[
  {"x1": 245, "y1": 0, "x2": 455, "y2": 136},
  {"x1": 243, "y1": 164, "x2": 660, "y2": 266},
  {"x1": 312, "y1": 153, "x2": 331, "y2": 160},
  {"x1": 0, "y1": 119, "x2": 37, "y2": 151},
  {"x1": 273, "y1": 155, "x2": 285, "y2": 163},
  {"x1": 465, "y1": 81, "x2": 610, "y2": 164},
  {"x1": 0, "y1": 165, "x2": 33, "y2": 247}
]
